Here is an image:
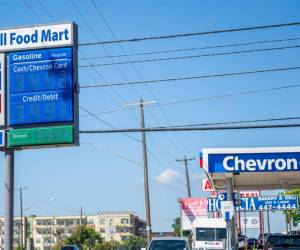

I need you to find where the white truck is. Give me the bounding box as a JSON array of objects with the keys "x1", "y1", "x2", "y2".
[{"x1": 192, "y1": 218, "x2": 227, "y2": 250}]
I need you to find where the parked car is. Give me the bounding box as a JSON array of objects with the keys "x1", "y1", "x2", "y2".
[
  {"x1": 264, "y1": 234, "x2": 300, "y2": 249},
  {"x1": 247, "y1": 238, "x2": 257, "y2": 248},
  {"x1": 61, "y1": 245, "x2": 80, "y2": 250},
  {"x1": 238, "y1": 236, "x2": 247, "y2": 249},
  {"x1": 147, "y1": 236, "x2": 191, "y2": 250}
]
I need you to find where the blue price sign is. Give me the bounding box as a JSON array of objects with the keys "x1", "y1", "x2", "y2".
[
  {"x1": 9, "y1": 47, "x2": 74, "y2": 126},
  {"x1": 208, "y1": 195, "x2": 298, "y2": 212}
]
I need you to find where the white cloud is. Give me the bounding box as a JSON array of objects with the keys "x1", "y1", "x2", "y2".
[{"x1": 154, "y1": 168, "x2": 180, "y2": 183}]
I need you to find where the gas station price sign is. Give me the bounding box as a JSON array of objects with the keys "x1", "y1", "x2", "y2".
[
  {"x1": 9, "y1": 47, "x2": 74, "y2": 126},
  {"x1": 0, "y1": 22, "x2": 79, "y2": 149}
]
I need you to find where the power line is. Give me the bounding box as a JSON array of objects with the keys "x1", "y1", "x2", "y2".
[
  {"x1": 79, "y1": 21, "x2": 300, "y2": 46},
  {"x1": 79, "y1": 106, "x2": 141, "y2": 143},
  {"x1": 80, "y1": 123, "x2": 300, "y2": 134},
  {"x1": 78, "y1": 37, "x2": 300, "y2": 60},
  {"x1": 89, "y1": 0, "x2": 201, "y2": 195},
  {"x1": 81, "y1": 66, "x2": 300, "y2": 88},
  {"x1": 79, "y1": 44, "x2": 300, "y2": 68},
  {"x1": 83, "y1": 142, "x2": 186, "y2": 194},
  {"x1": 80, "y1": 115, "x2": 300, "y2": 133},
  {"x1": 80, "y1": 83, "x2": 300, "y2": 117}
]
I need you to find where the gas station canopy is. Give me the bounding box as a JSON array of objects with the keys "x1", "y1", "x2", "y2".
[{"x1": 201, "y1": 147, "x2": 300, "y2": 190}]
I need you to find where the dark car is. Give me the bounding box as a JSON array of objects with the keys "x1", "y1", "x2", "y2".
[
  {"x1": 148, "y1": 237, "x2": 191, "y2": 250},
  {"x1": 264, "y1": 234, "x2": 300, "y2": 249},
  {"x1": 247, "y1": 238, "x2": 257, "y2": 248},
  {"x1": 61, "y1": 245, "x2": 80, "y2": 250}
]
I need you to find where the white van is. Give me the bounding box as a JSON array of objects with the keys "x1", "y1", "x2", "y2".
[{"x1": 192, "y1": 218, "x2": 227, "y2": 250}]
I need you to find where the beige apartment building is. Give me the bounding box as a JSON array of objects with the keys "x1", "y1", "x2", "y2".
[{"x1": 0, "y1": 211, "x2": 145, "y2": 250}]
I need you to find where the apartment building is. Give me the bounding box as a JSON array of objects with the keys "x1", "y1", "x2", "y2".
[
  {"x1": 0, "y1": 211, "x2": 145, "y2": 250},
  {"x1": 95, "y1": 211, "x2": 146, "y2": 242}
]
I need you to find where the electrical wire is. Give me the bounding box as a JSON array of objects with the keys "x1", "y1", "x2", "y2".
[
  {"x1": 79, "y1": 44, "x2": 300, "y2": 68},
  {"x1": 69, "y1": 0, "x2": 189, "y2": 188},
  {"x1": 80, "y1": 83, "x2": 300, "y2": 117},
  {"x1": 84, "y1": 142, "x2": 187, "y2": 194},
  {"x1": 81, "y1": 66, "x2": 300, "y2": 88},
  {"x1": 90, "y1": 0, "x2": 201, "y2": 194},
  {"x1": 78, "y1": 36, "x2": 300, "y2": 60},
  {"x1": 79, "y1": 21, "x2": 300, "y2": 46},
  {"x1": 80, "y1": 122, "x2": 300, "y2": 134}
]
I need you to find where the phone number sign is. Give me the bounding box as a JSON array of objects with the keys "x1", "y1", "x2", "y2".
[
  {"x1": 208, "y1": 195, "x2": 298, "y2": 212},
  {"x1": 9, "y1": 47, "x2": 73, "y2": 126}
]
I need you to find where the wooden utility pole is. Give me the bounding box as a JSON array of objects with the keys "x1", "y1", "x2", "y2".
[{"x1": 176, "y1": 157, "x2": 195, "y2": 197}]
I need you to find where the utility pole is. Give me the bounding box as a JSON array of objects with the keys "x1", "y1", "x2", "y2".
[
  {"x1": 19, "y1": 187, "x2": 28, "y2": 250},
  {"x1": 176, "y1": 157, "x2": 194, "y2": 197},
  {"x1": 80, "y1": 207, "x2": 83, "y2": 226},
  {"x1": 4, "y1": 149, "x2": 14, "y2": 250},
  {"x1": 20, "y1": 187, "x2": 23, "y2": 250},
  {"x1": 125, "y1": 99, "x2": 156, "y2": 245}
]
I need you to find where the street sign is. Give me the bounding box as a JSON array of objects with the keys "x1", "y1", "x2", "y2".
[
  {"x1": 208, "y1": 195, "x2": 298, "y2": 212},
  {"x1": 108, "y1": 226, "x2": 116, "y2": 235},
  {"x1": 0, "y1": 23, "x2": 73, "y2": 52},
  {"x1": 0, "y1": 130, "x2": 5, "y2": 147},
  {"x1": 220, "y1": 201, "x2": 234, "y2": 221},
  {"x1": 0, "y1": 54, "x2": 5, "y2": 126},
  {"x1": 8, "y1": 125, "x2": 73, "y2": 147},
  {"x1": 9, "y1": 47, "x2": 74, "y2": 126}
]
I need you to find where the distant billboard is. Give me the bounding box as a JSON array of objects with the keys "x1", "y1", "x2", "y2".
[{"x1": 180, "y1": 198, "x2": 208, "y2": 230}]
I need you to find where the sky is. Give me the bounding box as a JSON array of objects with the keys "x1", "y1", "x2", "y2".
[{"x1": 0, "y1": 0, "x2": 300, "y2": 237}]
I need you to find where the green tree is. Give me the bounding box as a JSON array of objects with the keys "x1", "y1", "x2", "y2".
[
  {"x1": 281, "y1": 189, "x2": 300, "y2": 228},
  {"x1": 172, "y1": 217, "x2": 181, "y2": 236},
  {"x1": 172, "y1": 217, "x2": 191, "y2": 238},
  {"x1": 93, "y1": 240, "x2": 120, "y2": 250},
  {"x1": 122, "y1": 235, "x2": 146, "y2": 250},
  {"x1": 64, "y1": 225, "x2": 102, "y2": 249}
]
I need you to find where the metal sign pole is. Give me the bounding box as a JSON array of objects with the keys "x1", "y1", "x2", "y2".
[
  {"x1": 225, "y1": 177, "x2": 236, "y2": 250},
  {"x1": 4, "y1": 149, "x2": 14, "y2": 250}
]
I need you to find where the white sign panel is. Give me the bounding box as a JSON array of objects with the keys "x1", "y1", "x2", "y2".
[
  {"x1": 0, "y1": 23, "x2": 73, "y2": 52},
  {"x1": 220, "y1": 201, "x2": 234, "y2": 221},
  {"x1": 241, "y1": 216, "x2": 260, "y2": 229},
  {"x1": 202, "y1": 178, "x2": 214, "y2": 192},
  {"x1": 0, "y1": 54, "x2": 5, "y2": 126}
]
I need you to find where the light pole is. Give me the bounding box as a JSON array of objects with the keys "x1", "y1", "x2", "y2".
[{"x1": 19, "y1": 187, "x2": 28, "y2": 250}]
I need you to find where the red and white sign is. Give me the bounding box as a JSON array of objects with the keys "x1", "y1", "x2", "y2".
[
  {"x1": 180, "y1": 198, "x2": 208, "y2": 230},
  {"x1": 202, "y1": 178, "x2": 214, "y2": 192},
  {"x1": 240, "y1": 190, "x2": 260, "y2": 198}
]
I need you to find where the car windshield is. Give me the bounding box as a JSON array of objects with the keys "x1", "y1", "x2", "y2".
[
  {"x1": 267, "y1": 235, "x2": 300, "y2": 247},
  {"x1": 149, "y1": 240, "x2": 188, "y2": 250},
  {"x1": 196, "y1": 228, "x2": 226, "y2": 241},
  {"x1": 61, "y1": 247, "x2": 78, "y2": 250}
]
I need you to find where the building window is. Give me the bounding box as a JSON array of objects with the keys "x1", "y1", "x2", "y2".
[
  {"x1": 121, "y1": 218, "x2": 129, "y2": 224},
  {"x1": 121, "y1": 236, "x2": 129, "y2": 241},
  {"x1": 100, "y1": 228, "x2": 105, "y2": 233},
  {"x1": 100, "y1": 219, "x2": 105, "y2": 225}
]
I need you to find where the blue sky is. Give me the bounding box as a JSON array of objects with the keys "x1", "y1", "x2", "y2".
[{"x1": 0, "y1": 0, "x2": 300, "y2": 236}]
